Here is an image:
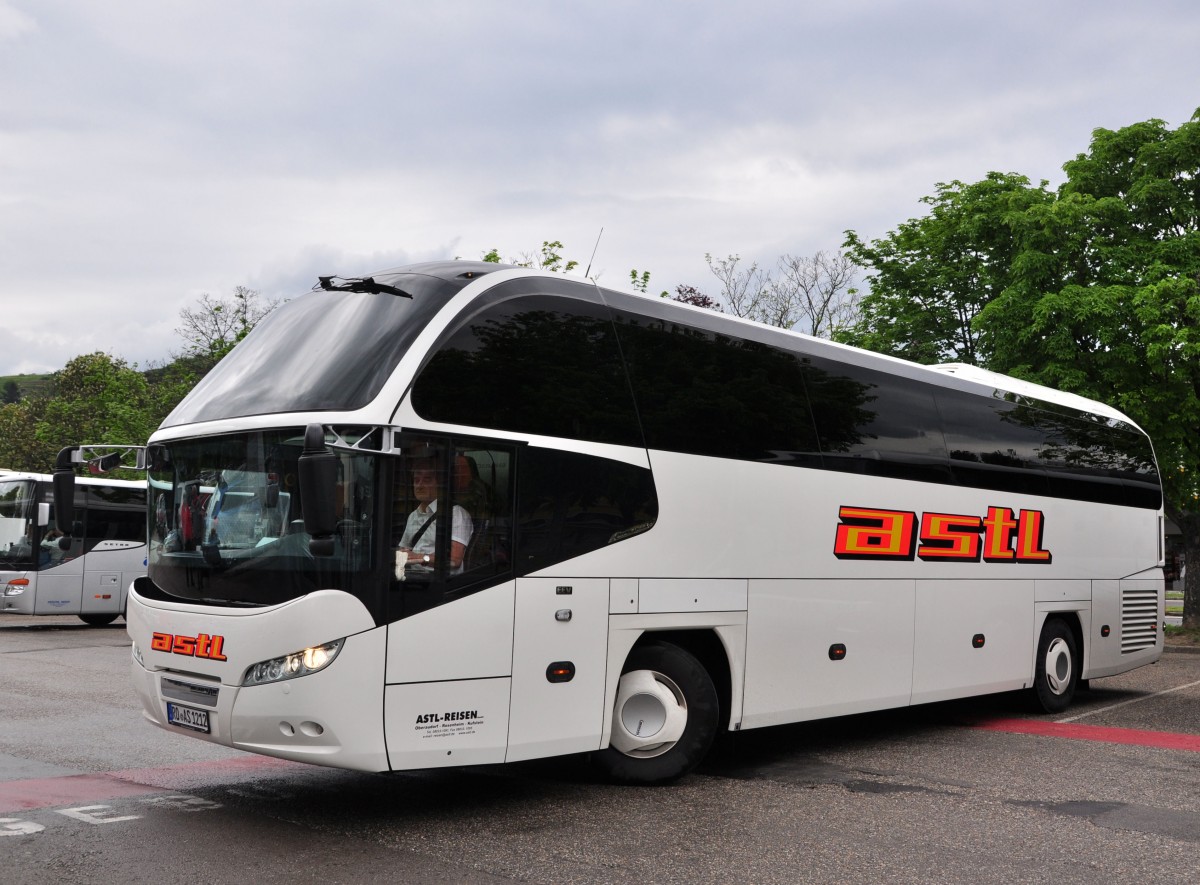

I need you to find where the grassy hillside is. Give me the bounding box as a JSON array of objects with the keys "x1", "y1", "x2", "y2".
[{"x1": 0, "y1": 373, "x2": 53, "y2": 400}]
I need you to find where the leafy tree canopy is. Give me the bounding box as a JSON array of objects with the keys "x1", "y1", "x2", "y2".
[
  {"x1": 841, "y1": 172, "x2": 1053, "y2": 363},
  {"x1": 843, "y1": 109, "x2": 1200, "y2": 624},
  {"x1": 0, "y1": 353, "x2": 200, "y2": 474},
  {"x1": 978, "y1": 113, "x2": 1200, "y2": 521}
]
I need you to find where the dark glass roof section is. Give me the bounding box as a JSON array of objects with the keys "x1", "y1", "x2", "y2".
[{"x1": 161, "y1": 263, "x2": 503, "y2": 427}]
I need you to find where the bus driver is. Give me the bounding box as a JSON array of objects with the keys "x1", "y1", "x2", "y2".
[{"x1": 394, "y1": 465, "x2": 472, "y2": 577}]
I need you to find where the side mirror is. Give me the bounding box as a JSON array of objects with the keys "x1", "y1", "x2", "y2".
[
  {"x1": 53, "y1": 446, "x2": 77, "y2": 541},
  {"x1": 298, "y1": 424, "x2": 337, "y2": 556},
  {"x1": 88, "y1": 452, "x2": 125, "y2": 474}
]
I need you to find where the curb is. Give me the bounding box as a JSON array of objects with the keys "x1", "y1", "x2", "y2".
[{"x1": 1163, "y1": 644, "x2": 1200, "y2": 655}]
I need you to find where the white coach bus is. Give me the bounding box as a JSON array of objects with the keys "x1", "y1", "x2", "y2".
[
  {"x1": 1, "y1": 470, "x2": 146, "y2": 625},
  {"x1": 55, "y1": 262, "x2": 1163, "y2": 783}
]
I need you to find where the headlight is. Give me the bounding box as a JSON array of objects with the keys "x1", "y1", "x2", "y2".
[
  {"x1": 132, "y1": 642, "x2": 144, "y2": 667},
  {"x1": 242, "y1": 639, "x2": 345, "y2": 686},
  {"x1": 4, "y1": 578, "x2": 29, "y2": 596}
]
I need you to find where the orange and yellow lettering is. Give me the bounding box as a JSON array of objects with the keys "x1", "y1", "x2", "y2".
[
  {"x1": 982, "y1": 506, "x2": 1018, "y2": 562},
  {"x1": 172, "y1": 634, "x2": 196, "y2": 656},
  {"x1": 207, "y1": 634, "x2": 228, "y2": 662},
  {"x1": 917, "y1": 512, "x2": 983, "y2": 561},
  {"x1": 151, "y1": 632, "x2": 172, "y2": 652},
  {"x1": 1015, "y1": 509, "x2": 1052, "y2": 563},
  {"x1": 834, "y1": 507, "x2": 917, "y2": 560}
]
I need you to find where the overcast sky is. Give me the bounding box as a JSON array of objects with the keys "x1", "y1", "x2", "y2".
[{"x1": 2, "y1": 0, "x2": 1198, "y2": 375}]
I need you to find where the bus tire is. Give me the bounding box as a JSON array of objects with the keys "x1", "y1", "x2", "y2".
[
  {"x1": 1031, "y1": 618, "x2": 1078, "y2": 714},
  {"x1": 591, "y1": 642, "x2": 718, "y2": 785},
  {"x1": 79, "y1": 613, "x2": 118, "y2": 627}
]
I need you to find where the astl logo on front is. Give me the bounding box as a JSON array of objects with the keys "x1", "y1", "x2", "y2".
[{"x1": 151, "y1": 631, "x2": 229, "y2": 661}]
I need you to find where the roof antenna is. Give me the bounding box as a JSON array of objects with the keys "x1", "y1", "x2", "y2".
[{"x1": 584, "y1": 226, "x2": 604, "y2": 279}]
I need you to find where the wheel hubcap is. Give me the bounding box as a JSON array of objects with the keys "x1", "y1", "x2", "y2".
[
  {"x1": 610, "y1": 669, "x2": 688, "y2": 758},
  {"x1": 1044, "y1": 637, "x2": 1072, "y2": 695}
]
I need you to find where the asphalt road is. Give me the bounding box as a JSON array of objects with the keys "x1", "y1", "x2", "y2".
[{"x1": 2, "y1": 616, "x2": 1198, "y2": 884}]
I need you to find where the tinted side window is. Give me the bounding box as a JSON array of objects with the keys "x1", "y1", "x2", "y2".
[
  {"x1": 412, "y1": 295, "x2": 643, "y2": 447},
  {"x1": 84, "y1": 485, "x2": 147, "y2": 549},
  {"x1": 613, "y1": 313, "x2": 820, "y2": 465},
  {"x1": 936, "y1": 390, "x2": 1050, "y2": 496},
  {"x1": 515, "y1": 448, "x2": 657, "y2": 575},
  {"x1": 1103, "y1": 427, "x2": 1161, "y2": 508},
  {"x1": 391, "y1": 435, "x2": 516, "y2": 619},
  {"x1": 804, "y1": 356, "x2": 950, "y2": 482},
  {"x1": 935, "y1": 389, "x2": 1162, "y2": 507}
]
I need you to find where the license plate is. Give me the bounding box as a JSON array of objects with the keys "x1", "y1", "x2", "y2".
[{"x1": 166, "y1": 702, "x2": 211, "y2": 734}]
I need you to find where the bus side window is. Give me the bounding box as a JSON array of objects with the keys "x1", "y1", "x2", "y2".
[
  {"x1": 514, "y1": 448, "x2": 657, "y2": 575},
  {"x1": 392, "y1": 439, "x2": 516, "y2": 618},
  {"x1": 84, "y1": 485, "x2": 148, "y2": 552},
  {"x1": 450, "y1": 448, "x2": 511, "y2": 580}
]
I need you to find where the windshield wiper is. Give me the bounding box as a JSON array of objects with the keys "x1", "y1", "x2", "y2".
[{"x1": 316, "y1": 276, "x2": 413, "y2": 299}]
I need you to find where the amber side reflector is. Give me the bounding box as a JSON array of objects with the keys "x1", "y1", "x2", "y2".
[
  {"x1": 546, "y1": 661, "x2": 575, "y2": 683},
  {"x1": 972, "y1": 634, "x2": 985, "y2": 649},
  {"x1": 1100, "y1": 624, "x2": 1111, "y2": 637},
  {"x1": 828, "y1": 644, "x2": 846, "y2": 661}
]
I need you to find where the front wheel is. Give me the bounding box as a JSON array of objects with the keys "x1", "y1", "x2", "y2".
[
  {"x1": 590, "y1": 642, "x2": 718, "y2": 785},
  {"x1": 1031, "y1": 618, "x2": 1079, "y2": 714}
]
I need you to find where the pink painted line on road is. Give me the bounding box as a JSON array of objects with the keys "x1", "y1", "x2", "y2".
[
  {"x1": 0, "y1": 774, "x2": 166, "y2": 813},
  {"x1": 0, "y1": 755, "x2": 308, "y2": 813},
  {"x1": 972, "y1": 717, "x2": 1200, "y2": 752},
  {"x1": 108, "y1": 754, "x2": 306, "y2": 786}
]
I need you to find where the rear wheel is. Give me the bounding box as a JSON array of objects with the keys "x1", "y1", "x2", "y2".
[
  {"x1": 79, "y1": 613, "x2": 118, "y2": 627},
  {"x1": 591, "y1": 642, "x2": 718, "y2": 785},
  {"x1": 1031, "y1": 618, "x2": 1079, "y2": 713}
]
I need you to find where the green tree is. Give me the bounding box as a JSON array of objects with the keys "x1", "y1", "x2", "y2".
[
  {"x1": 841, "y1": 173, "x2": 1053, "y2": 362},
  {"x1": 978, "y1": 111, "x2": 1200, "y2": 626},
  {"x1": 2, "y1": 380, "x2": 20, "y2": 404},
  {"x1": 482, "y1": 241, "x2": 579, "y2": 273},
  {"x1": 0, "y1": 397, "x2": 49, "y2": 472},
  {"x1": 34, "y1": 354, "x2": 159, "y2": 467},
  {"x1": 0, "y1": 353, "x2": 194, "y2": 475},
  {"x1": 841, "y1": 111, "x2": 1200, "y2": 626}
]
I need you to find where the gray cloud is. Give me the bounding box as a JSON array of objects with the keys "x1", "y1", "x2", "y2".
[{"x1": 2, "y1": 0, "x2": 1198, "y2": 373}]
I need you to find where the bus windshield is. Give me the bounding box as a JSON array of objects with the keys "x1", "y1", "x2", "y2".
[
  {"x1": 147, "y1": 430, "x2": 387, "y2": 611},
  {"x1": 0, "y1": 479, "x2": 35, "y2": 570}
]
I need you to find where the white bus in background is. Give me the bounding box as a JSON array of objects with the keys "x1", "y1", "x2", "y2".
[
  {"x1": 55, "y1": 262, "x2": 1164, "y2": 783},
  {"x1": 1, "y1": 470, "x2": 146, "y2": 625}
]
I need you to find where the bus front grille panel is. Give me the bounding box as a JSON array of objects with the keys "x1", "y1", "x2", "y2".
[{"x1": 1121, "y1": 587, "x2": 1158, "y2": 654}]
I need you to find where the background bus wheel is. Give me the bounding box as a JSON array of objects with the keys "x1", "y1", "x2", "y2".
[
  {"x1": 591, "y1": 642, "x2": 718, "y2": 785},
  {"x1": 78, "y1": 613, "x2": 118, "y2": 627},
  {"x1": 1031, "y1": 618, "x2": 1078, "y2": 714}
]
